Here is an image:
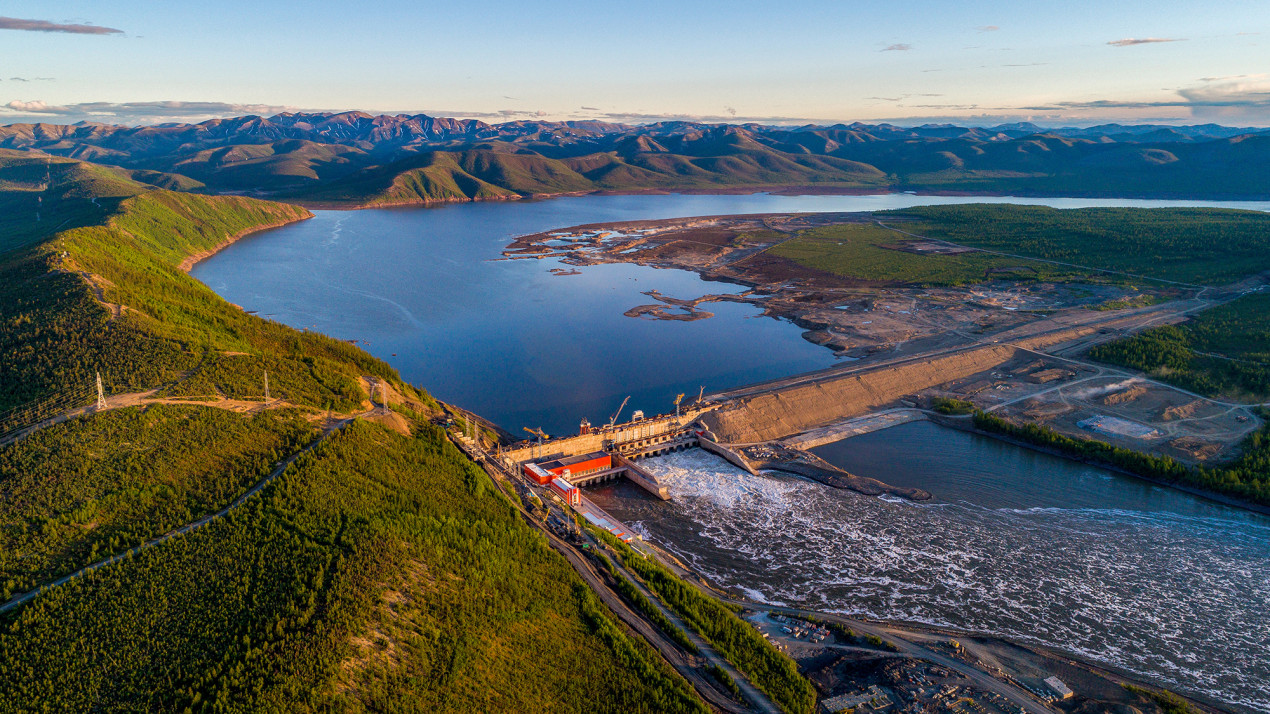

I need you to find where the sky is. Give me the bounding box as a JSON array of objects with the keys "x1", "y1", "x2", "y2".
[{"x1": 1, "y1": 0, "x2": 1268, "y2": 128}]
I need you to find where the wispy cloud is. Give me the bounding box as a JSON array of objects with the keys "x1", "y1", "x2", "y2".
[
  {"x1": 1107, "y1": 37, "x2": 1184, "y2": 47},
  {"x1": 881, "y1": 43, "x2": 912, "y2": 52},
  {"x1": 977, "y1": 25, "x2": 1000, "y2": 32},
  {"x1": 0, "y1": 16, "x2": 123, "y2": 35},
  {"x1": 1, "y1": 100, "x2": 302, "y2": 124},
  {"x1": 1020, "y1": 77, "x2": 1270, "y2": 121}
]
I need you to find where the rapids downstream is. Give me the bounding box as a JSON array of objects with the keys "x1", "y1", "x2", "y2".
[{"x1": 588, "y1": 422, "x2": 1270, "y2": 712}]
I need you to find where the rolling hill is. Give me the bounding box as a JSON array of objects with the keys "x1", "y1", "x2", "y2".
[
  {"x1": 2, "y1": 113, "x2": 1269, "y2": 205},
  {"x1": 0, "y1": 154, "x2": 716, "y2": 712}
]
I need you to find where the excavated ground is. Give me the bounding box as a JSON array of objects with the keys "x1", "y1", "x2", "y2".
[{"x1": 505, "y1": 212, "x2": 1263, "y2": 464}]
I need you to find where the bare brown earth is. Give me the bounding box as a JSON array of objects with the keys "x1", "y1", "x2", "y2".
[{"x1": 507, "y1": 212, "x2": 1265, "y2": 463}]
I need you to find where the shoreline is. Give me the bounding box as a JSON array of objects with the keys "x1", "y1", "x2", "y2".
[
  {"x1": 927, "y1": 413, "x2": 1270, "y2": 517},
  {"x1": 500, "y1": 208, "x2": 1270, "y2": 517},
  {"x1": 177, "y1": 212, "x2": 315, "y2": 273},
  {"x1": 285, "y1": 185, "x2": 1270, "y2": 212}
]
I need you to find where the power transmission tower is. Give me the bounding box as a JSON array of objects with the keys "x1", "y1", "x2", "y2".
[
  {"x1": 264, "y1": 370, "x2": 270, "y2": 402},
  {"x1": 96, "y1": 372, "x2": 107, "y2": 411}
]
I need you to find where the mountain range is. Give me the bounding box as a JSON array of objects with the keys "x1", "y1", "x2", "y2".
[{"x1": 2, "y1": 112, "x2": 1269, "y2": 204}]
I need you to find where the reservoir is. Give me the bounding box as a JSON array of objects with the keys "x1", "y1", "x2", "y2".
[
  {"x1": 192, "y1": 192, "x2": 1270, "y2": 436},
  {"x1": 588, "y1": 421, "x2": 1270, "y2": 713}
]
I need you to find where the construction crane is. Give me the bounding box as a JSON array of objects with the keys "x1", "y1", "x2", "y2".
[
  {"x1": 673, "y1": 393, "x2": 684, "y2": 420},
  {"x1": 523, "y1": 426, "x2": 549, "y2": 460},
  {"x1": 696, "y1": 385, "x2": 705, "y2": 405},
  {"x1": 608, "y1": 396, "x2": 630, "y2": 428}
]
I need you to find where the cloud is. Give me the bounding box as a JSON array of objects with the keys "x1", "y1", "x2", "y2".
[
  {"x1": 496, "y1": 108, "x2": 548, "y2": 118},
  {"x1": 9, "y1": 77, "x2": 27, "y2": 82},
  {"x1": 580, "y1": 106, "x2": 600, "y2": 111},
  {"x1": 5, "y1": 99, "x2": 67, "y2": 113},
  {"x1": 1017, "y1": 77, "x2": 1270, "y2": 122},
  {"x1": 592, "y1": 110, "x2": 825, "y2": 125},
  {"x1": 869, "y1": 93, "x2": 944, "y2": 104},
  {"x1": 0, "y1": 16, "x2": 123, "y2": 35},
  {"x1": 881, "y1": 43, "x2": 912, "y2": 52},
  {"x1": 977, "y1": 25, "x2": 1000, "y2": 32},
  {"x1": 1107, "y1": 37, "x2": 1184, "y2": 47},
  {"x1": 1, "y1": 100, "x2": 304, "y2": 124},
  {"x1": 724, "y1": 106, "x2": 737, "y2": 116}
]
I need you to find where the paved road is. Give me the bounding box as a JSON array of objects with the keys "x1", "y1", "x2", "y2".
[
  {"x1": 598, "y1": 541, "x2": 781, "y2": 714},
  {"x1": 465, "y1": 439, "x2": 759, "y2": 713},
  {"x1": 705, "y1": 298, "x2": 1195, "y2": 404},
  {"x1": 0, "y1": 415, "x2": 357, "y2": 615}
]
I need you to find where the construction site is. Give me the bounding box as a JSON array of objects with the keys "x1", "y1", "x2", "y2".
[{"x1": 498, "y1": 211, "x2": 1266, "y2": 473}]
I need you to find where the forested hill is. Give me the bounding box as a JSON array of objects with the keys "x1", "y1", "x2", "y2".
[
  {"x1": 0, "y1": 153, "x2": 712, "y2": 712},
  {"x1": 2, "y1": 114, "x2": 1270, "y2": 204}
]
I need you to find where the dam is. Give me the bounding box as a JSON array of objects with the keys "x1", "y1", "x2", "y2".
[{"x1": 502, "y1": 406, "x2": 719, "y2": 500}]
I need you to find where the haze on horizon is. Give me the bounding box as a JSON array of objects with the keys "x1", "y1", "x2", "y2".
[{"x1": 2, "y1": 0, "x2": 1269, "y2": 128}]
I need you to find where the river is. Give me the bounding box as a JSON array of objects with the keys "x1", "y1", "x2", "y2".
[
  {"x1": 588, "y1": 421, "x2": 1270, "y2": 712},
  {"x1": 192, "y1": 192, "x2": 1270, "y2": 436}
]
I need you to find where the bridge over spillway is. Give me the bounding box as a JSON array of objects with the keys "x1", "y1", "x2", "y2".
[{"x1": 503, "y1": 406, "x2": 718, "y2": 500}]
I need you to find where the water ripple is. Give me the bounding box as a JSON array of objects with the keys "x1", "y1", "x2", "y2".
[{"x1": 599, "y1": 449, "x2": 1270, "y2": 712}]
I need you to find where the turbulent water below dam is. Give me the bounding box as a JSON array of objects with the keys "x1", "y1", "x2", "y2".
[{"x1": 588, "y1": 422, "x2": 1270, "y2": 712}]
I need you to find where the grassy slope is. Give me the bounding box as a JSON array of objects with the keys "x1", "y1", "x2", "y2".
[
  {"x1": 0, "y1": 406, "x2": 313, "y2": 595},
  {"x1": 0, "y1": 151, "x2": 402, "y2": 411},
  {"x1": 888, "y1": 204, "x2": 1270, "y2": 286},
  {"x1": 768, "y1": 222, "x2": 1076, "y2": 286},
  {"x1": 0, "y1": 154, "x2": 710, "y2": 711},
  {"x1": 0, "y1": 420, "x2": 706, "y2": 714},
  {"x1": 1090, "y1": 293, "x2": 1270, "y2": 400}
]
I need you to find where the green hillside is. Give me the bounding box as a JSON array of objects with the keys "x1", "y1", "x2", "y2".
[
  {"x1": 768, "y1": 222, "x2": 1078, "y2": 287},
  {"x1": 0, "y1": 152, "x2": 401, "y2": 411},
  {"x1": 0, "y1": 155, "x2": 712, "y2": 712},
  {"x1": 296, "y1": 147, "x2": 889, "y2": 206},
  {"x1": 1091, "y1": 293, "x2": 1270, "y2": 399},
  {"x1": 0, "y1": 418, "x2": 705, "y2": 713},
  {"x1": 887, "y1": 204, "x2": 1270, "y2": 286}
]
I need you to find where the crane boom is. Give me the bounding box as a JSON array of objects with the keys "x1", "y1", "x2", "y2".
[{"x1": 609, "y1": 396, "x2": 630, "y2": 427}]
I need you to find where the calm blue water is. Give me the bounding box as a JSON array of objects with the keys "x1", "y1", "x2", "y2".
[{"x1": 192, "y1": 192, "x2": 1270, "y2": 434}]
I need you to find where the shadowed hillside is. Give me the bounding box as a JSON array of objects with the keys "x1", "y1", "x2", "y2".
[{"x1": 4, "y1": 114, "x2": 1269, "y2": 204}]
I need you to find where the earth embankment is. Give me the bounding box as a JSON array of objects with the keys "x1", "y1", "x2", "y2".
[{"x1": 702, "y1": 345, "x2": 1022, "y2": 444}]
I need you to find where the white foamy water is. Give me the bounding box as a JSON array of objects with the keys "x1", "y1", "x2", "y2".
[{"x1": 596, "y1": 449, "x2": 1270, "y2": 713}]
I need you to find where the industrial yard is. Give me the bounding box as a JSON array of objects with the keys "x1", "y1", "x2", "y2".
[
  {"x1": 930, "y1": 357, "x2": 1262, "y2": 463},
  {"x1": 502, "y1": 211, "x2": 1266, "y2": 467}
]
